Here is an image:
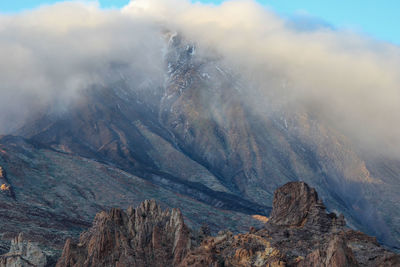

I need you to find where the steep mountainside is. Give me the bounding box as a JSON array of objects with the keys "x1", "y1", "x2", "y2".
[
  {"x1": 8, "y1": 33, "x2": 400, "y2": 249},
  {"x1": 0, "y1": 135, "x2": 264, "y2": 254}
]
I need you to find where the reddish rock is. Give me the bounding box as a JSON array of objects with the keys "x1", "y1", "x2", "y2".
[
  {"x1": 269, "y1": 182, "x2": 345, "y2": 232},
  {"x1": 269, "y1": 182, "x2": 319, "y2": 227},
  {"x1": 179, "y1": 182, "x2": 400, "y2": 267},
  {"x1": 56, "y1": 200, "x2": 191, "y2": 267},
  {"x1": 299, "y1": 235, "x2": 358, "y2": 267},
  {"x1": 56, "y1": 182, "x2": 400, "y2": 267}
]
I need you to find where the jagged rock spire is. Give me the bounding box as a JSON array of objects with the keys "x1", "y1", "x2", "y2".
[
  {"x1": 269, "y1": 182, "x2": 345, "y2": 231},
  {"x1": 56, "y1": 200, "x2": 190, "y2": 267}
]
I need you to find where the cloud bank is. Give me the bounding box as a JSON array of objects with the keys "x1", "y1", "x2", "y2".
[
  {"x1": 0, "y1": 1, "x2": 165, "y2": 131},
  {"x1": 0, "y1": 0, "x2": 399, "y2": 157},
  {"x1": 124, "y1": 0, "x2": 400, "y2": 156}
]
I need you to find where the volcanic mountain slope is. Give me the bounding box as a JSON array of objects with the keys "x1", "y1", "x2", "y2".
[
  {"x1": 54, "y1": 182, "x2": 400, "y2": 267},
  {"x1": 8, "y1": 33, "x2": 400, "y2": 249},
  {"x1": 0, "y1": 135, "x2": 265, "y2": 254}
]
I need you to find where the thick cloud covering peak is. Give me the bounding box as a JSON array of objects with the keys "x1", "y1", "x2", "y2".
[{"x1": 1, "y1": 0, "x2": 399, "y2": 157}]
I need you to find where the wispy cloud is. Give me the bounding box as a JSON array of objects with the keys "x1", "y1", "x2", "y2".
[
  {"x1": 124, "y1": 0, "x2": 400, "y2": 156},
  {"x1": 0, "y1": 0, "x2": 399, "y2": 157},
  {"x1": 0, "y1": 1, "x2": 164, "y2": 131}
]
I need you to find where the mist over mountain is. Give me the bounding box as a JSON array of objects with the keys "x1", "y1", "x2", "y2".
[
  {"x1": 1, "y1": 0, "x2": 400, "y2": 156},
  {"x1": 0, "y1": 0, "x2": 399, "y2": 260}
]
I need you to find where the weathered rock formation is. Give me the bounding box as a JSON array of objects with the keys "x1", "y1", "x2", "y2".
[
  {"x1": 56, "y1": 182, "x2": 400, "y2": 267},
  {"x1": 0, "y1": 233, "x2": 55, "y2": 267},
  {"x1": 181, "y1": 182, "x2": 400, "y2": 267},
  {"x1": 56, "y1": 200, "x2": 190, "y2": 267},
  {"x1": 269, "y1": 181, "x2": 346, "y2": 231}
]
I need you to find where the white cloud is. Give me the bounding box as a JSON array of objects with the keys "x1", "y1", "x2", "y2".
[
  {"x1": 0, "y1": 0, "x2": 399, "y2": 156},
  {"x1": 0, "y1": 1, "x2": 165, "y2": 131},
  {"x1": 123, "y1": 0, "x2": 400, "y2": 156}
]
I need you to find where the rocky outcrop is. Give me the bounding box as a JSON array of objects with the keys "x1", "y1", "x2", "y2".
[
  {"x1": 269, "y1": 182, "x2": 345, "y2": 231},
  {"x1": 56, "y1": 200, "x2": 191, "y2": 267},
  {"x1": 263, "y1": 182, "x2": 400, "y2": 266},
  {"x1": 0, "y1": 233, "x2": 54, "y2": 267},
  {"x1": 56, "y1": 182, "x2": 400, "y2": 267},
  {"x1": 180, "y1": 182, "x2": 400, "y2": 267}
]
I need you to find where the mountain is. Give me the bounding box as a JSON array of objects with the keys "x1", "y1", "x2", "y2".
[
  {"x1": 0, "y1": 135, "x2": 264, "y2": 254},
  {"x1": 51, "y1": 182, "x2": 400, "y2": 266},
  {"x1": 0, "y1": 31, "x2": 399, "y2": 259}
]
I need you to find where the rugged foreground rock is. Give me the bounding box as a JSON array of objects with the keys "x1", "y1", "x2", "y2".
[
  {"x1": 52, "y1": 182, "x2": 400, "y2": 267},
  {"x1": 181, "y1": 182, "x2": 400, "y2": 266},
  {"x1": 56, "y1": 200, "x2": 190, "y2": 267},
  {"x1": 0, "y1": 233, "x2": 56, "y2": 267}
]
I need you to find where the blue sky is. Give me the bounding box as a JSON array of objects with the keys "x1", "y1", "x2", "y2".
[{"x1": 0, "y1": 0, "x2": 399, "y2": 45}]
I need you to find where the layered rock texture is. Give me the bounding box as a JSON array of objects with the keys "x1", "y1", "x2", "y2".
[
  {"x1": 56, "y1": 200, "x2": 190, "y2": 267},
  {"x1": 56, "y1": 182, "x2": 400, "y2": 267},
  {"x1": 0, "y1": 233, "x2": 56, "y2": 267}
]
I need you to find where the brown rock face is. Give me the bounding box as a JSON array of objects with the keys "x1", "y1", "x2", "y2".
[
  {"x1": 264, "y1": 182, "x2": 400, "y2": 266},
  {"x1": 180, "y1": 182, "x2": 400, "y2": 267},
  {"x1": 298, "y1": 235, "x2": 359, "y2": 267},
  {"x1": 56, "y1": 182, "x2": 400, "y2": 267},
  {"x1": 269, "y1": 182, "x2": 319, "y2": 226},
  {"x1": 269, "y1": 182, "x2": 345, "y2": 232},
  {"x1": 56, "y1": 200, "x2": 190, "y2": 267}
]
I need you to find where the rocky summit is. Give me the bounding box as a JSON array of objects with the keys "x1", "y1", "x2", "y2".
[{"x1": 50, "y1": 182, "x2": 399, "y2": 267}]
